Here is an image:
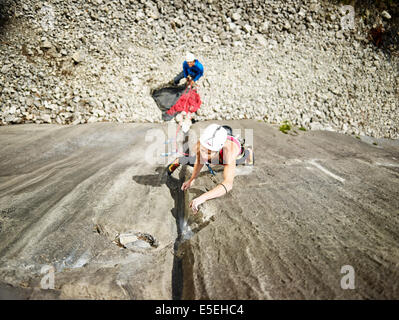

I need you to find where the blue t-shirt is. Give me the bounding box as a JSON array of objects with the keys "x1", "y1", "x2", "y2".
[{"x1": 183, "y1": 59, "x2": 204, "y2": 82}]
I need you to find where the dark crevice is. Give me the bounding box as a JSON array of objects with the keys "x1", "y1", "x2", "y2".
[
  {"x1": 170, "y1": 132, "x2": 190, "y2": 300},
  {"x1": 170, "y1": 166, "x2": 186, "y2": 300},
  {"x1": 130, "y1": 132, "x2": 192, "y2": 300},
  {"x1": 132, "y1": 129, "x2": 195, "y2": 300}
]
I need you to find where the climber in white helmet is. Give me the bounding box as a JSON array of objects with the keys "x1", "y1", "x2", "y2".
[
  {"x1": 173, "y1": 52, "x2": 204, "y2": 87},
  {"x1": 176, "y1": 124, "x2": 250, "y2": 213}
]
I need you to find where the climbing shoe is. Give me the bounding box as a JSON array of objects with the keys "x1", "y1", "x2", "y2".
[{"x1": 166, "y1": 158, "x2": 180, "y2": 176}]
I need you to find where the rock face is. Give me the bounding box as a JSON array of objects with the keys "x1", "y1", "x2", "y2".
[
  {"x1": 0, "y1": 0, "x2": 398, "y2": 138},
  {"x1": 179, "y1": 120, "x2": 399, "y2": 299},
  {"x1": 0, "y1": 123, "x2": 179, "y2": 299},
  {"x1": 0, "y1": 121, "x2": 398, "y2": 299}
]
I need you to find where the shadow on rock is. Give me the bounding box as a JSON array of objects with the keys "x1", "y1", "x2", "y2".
[
  {"x1": 0, "y1": 1, "x2": 12, "y2": 37},
  {"x1": 131, "y1": 167, "x2": 169, "y2": 187},
  {"x1": 132, "y1": 167, "x2": 185, "y2": 299}
]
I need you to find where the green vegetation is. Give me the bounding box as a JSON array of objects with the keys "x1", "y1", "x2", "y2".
[
  {"x1": 278, "y1": 121, "x2": 305, "y2": 135},
  {"x1": 279, "y1": 121, "x2": 292, "y2": 134}
]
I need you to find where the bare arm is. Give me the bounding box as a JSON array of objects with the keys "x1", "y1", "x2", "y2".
[
  {"x1": 181, "y1": 142, "x2": 203, "y2": 190},
  {"x1": 190, "y1": 141, "x2": 238, "y2": 211},
  {"x1": 198, "y1": 146, "x2": 236, "y2": 201},
  {"x1": 190, "y1": 142, "x2": 204, "y2": 180}
]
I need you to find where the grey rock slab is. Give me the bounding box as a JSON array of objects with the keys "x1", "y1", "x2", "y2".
[
  {"x1": 0, "y1": 123, "x2": 178, "y2": 299},
  {"x1": 179, "y1": 120, "x2": 399, "y2": 299}
]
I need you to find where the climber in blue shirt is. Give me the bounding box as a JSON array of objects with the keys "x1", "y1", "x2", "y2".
[{"x1": 173, "y1": 52, "x2": 204, "y2": 86}]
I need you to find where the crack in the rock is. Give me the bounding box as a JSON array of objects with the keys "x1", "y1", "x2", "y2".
[{"x1": 170, "y1": 132, "x2": 190, "y2": 300}]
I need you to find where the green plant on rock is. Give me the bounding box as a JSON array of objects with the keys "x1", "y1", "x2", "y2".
[{"x1": 279, "y1": 120, "x2": 292, "y2": 134}]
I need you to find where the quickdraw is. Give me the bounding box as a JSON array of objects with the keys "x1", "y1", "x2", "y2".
[{"x1": 205, "y1": 163, "x2": 216, "y2": 176}]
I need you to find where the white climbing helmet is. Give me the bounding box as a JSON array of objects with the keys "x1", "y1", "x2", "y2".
[
  {"x1": 200, "y1": 124, "x2": 228, "y2": 152},
  {"x1": 186, "y1": 52, "x2": 195, "y2": 62}
]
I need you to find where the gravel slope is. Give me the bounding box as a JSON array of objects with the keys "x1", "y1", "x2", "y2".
[{"x1": 0, "y1": 0, "x2": 398, "y2": 138}]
